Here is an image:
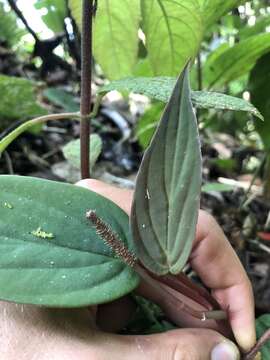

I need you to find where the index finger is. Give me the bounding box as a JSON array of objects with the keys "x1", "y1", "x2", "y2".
[{"x1": 190, "y1": 210, "x2": 256, "y2": 352}]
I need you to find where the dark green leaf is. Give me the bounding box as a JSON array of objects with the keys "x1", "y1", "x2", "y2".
[
  {"x1": 99, "y1": 77, "x2": 263, "y2": 120},
  {"x1": 256, "y1": 314, "x2": 270, "y2": 359},
  {"x1": 249, "y1": 52, "x2": 270, "y2": 149},
  {"x1": 0, "y1": 176, "x2": 139, "y2": 307},
  {"x1": 131, "y1": 66, "x2": 201, "y2": 275},
  {"x1": 43, "y1": 88, "x2": 80, "y2": 112}
]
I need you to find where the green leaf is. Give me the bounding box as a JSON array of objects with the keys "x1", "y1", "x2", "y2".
[
  {"x1": 69, "y1": 0, "x2": 141, "y2": 79},
  {"x1": 62, "y1": 134, "x2": 102, "y2": 170},
  {"x1": 0, "y1": 175, "x2": 139, "y2": 307},
  {"x1": 192, "y1": 91, "x2": 263, "y2": 120},
  {"x1": 0, "y1": 75, "x2": 47, "y2": 130},
  {"x1": 249, "y1": 52, "x2": 270, "y2": 149},
  {"x1": 43, "y1": 88, "x2": 80, "y2": 112},
  {"x1": 99, "y1": 77, "x2": 263, "y2": 120},
  {"x1": 131, "y1": 66, "x2": 201, "y2": 275},
  {"x1": 0, "y1": 2, "x2": 26, "y2": 47},
  {"x1": 35, "y1": 0, "x2": 67, "y2": 33},
  {"x1": 238, "y1": 15, "x2": 270, "y2": 40},
  {"x1": 256, "y1": 314, "x2": 270, "y2": 359},
  {"x1": 99, "y1": 77, "x2": 176, "y2": 102},
  {"x1": 202, "y1": 182, "x2": 236, "y2": 193},
  {"x1": 136, "y1": 103, "x2": 164, "y2": 149},
  {"x1": 204, "y1": 33, "x2": 270, "y2": 88},
  {"x1": 141, "y1": 0, "x2": 242, "y2": 76}
]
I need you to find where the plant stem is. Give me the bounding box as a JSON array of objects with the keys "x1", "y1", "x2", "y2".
[
  {"x1": 0, "y1": 113, "x2": 80, "y2": 155},
  {"x1": 243, "y1": 329, "x2": 270, "y2": 360},
  {"x1": 7, "y1": 0, "x2": 39, "y2": 42},
  {"x1": 86, "y1": 211, "x2": 227, "y2": 322},
  {"x1": 197, "y1": 52, "x2": 202, "y2": 91},
  {"x1": 80, "y1": 0, "x2": 94, "y2": 179}
]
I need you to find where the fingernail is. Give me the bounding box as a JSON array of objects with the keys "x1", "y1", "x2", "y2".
[{"x1": 211, "y1": 340, "x2": 240, "y2": 360}]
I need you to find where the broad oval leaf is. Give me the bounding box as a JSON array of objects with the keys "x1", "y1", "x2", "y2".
[
  {"x1": 131, "y1": 66, "x2": 201, "y2": 275},
  {"x1": 69, "y1": 0, "x2": 140, "y2": 79},
  {"x1": 141, "y1": 0, "x2": 243, "y2": 76},
  {"x1": 0, "y1": 176, "x2": 139, "y2": 307},
  {"x1": 99, "y1": 77, "x2": 263, "y2": 120}
]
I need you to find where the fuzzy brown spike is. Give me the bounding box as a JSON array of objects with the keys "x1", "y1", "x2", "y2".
[{"x1": 86, "y1": 210, "x2": 137, "y2": 267}]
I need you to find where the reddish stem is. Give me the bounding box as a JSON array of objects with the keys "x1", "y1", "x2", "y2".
[
  {"x1": 80, "y1": 0, "x2": 94, "y2": 179},
  {"x1": 243, "y1": 329, "x2": 270, "y2": 360}
]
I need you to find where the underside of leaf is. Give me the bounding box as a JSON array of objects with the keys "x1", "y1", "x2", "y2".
[{"x1": 131, "y1": 66, "x2": 201, "y2": 275}]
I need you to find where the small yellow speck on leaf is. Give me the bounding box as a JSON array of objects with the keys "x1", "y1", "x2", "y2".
[
  {"x1": 3, "y1": 202, "x2": 13, "y2": 209},
  {"x1": 31, "y1": 227, "x2": 54, "y2": 239}
]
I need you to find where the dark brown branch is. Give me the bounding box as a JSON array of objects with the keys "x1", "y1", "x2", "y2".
[
  {"x1": 7, "y1": 0, "x2": 39, "y2": 42},
  {"x1": 80, "y1": 0, "x2": 94, "y2": 179}
]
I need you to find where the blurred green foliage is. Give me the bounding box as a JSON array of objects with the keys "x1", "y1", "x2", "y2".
[{"x1": 0, "y1": 75, "x2": 47, "y2": 130}]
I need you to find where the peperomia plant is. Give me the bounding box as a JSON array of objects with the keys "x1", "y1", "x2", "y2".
[{"x1": 0, "y1": 1, "x2": 269, "y2": 359}]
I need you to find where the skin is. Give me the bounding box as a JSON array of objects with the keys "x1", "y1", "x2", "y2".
[{"x1": 0, "y1": 179, "x2": 256, "y2": 360}]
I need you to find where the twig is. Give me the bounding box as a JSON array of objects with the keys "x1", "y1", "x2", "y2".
[
  {"x1": 0, "y1": 113, "x2": 80, "y2": 155},
  {"x1": 80, "y1": 0, "x2": 94, "y2": 179},
  {"x1": 7, "y1": 0, "x2": 39, "y2": 42},
  {"x1": 243, "y1": 329, "x2": 270, "y2": 360}
]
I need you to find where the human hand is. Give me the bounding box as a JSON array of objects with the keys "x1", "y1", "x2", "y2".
[
  {"x1": 0, "y1": 179, "x2": 255, "y2": 360},
  {"x1": 77, "y1": 179, "x2": 256, "y2": 357}
]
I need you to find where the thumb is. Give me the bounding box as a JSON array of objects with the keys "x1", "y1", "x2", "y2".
[{"x1": 95, "y1": 328, "x2": 240, "y2": 360}]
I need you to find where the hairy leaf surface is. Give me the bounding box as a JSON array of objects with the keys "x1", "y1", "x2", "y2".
[
  {"x1": 0, "y1": 176, "x2": 139, "y2": 307},
  {"x1": 99, "y1": 77, "x2": 263, "y2": 120},
  {"x1": 131, "y1": 66, "x2": 201, "y2": 275}
]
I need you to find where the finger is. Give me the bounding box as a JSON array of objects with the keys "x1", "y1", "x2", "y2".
[
  {"x1": 76, "y1": 180, "x2": 255, "y2": 351},
  {"x1": 96, "y1": 328, "x2": 240, "y2": 360},
  {"x1": 76, "y1": 179, "x2": 133, "y2": 214},
  {"x1": 190, "y1": 210, "x2": 256, "y2": 352}
]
